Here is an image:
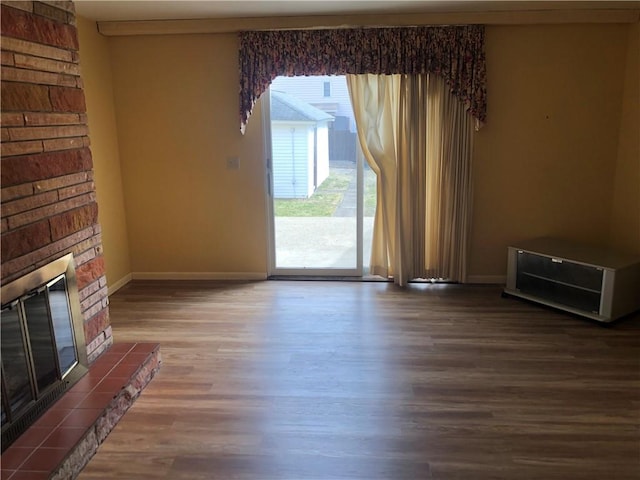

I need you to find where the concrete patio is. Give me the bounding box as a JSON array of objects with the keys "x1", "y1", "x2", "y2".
[
  {"x1": 273, "y1": 162, "x2": 375, "y2": 272},
  {"x1": 274, "y1": 216, "x2": 374, "y2": 270}
]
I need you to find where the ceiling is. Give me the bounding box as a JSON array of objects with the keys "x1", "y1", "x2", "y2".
[{"x1": 74, "y1": 1, "x2": 640, "y2": 22}]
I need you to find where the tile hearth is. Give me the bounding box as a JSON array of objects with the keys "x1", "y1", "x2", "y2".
[{"x1": 1, "y1": 343, "x2": 161, "y2": 480}]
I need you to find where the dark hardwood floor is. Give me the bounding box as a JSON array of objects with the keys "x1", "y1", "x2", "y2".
[{"x1": 79, "y1": 281, "x2": 640, "y2": 480}]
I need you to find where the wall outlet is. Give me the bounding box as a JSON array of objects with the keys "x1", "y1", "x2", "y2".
[{"x1": 226, "y1": 157, "x2": 240, "y2": 170}]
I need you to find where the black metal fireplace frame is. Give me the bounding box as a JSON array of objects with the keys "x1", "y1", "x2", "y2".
[{"x1": 1, "y1": 253, "x2": 88, "y2": 451}]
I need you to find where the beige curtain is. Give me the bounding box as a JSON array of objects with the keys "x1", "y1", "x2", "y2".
[{"x1": 347, "y1": 74, "x2": 474, "y2": 286}]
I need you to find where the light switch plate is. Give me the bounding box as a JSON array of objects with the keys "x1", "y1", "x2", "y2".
[{"x1": 226, "y1": 157, "x2": 240, "y2": 170}]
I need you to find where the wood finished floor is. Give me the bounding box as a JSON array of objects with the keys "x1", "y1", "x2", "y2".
[{"x1": 79, "y1": 281, "x2": 640, "y2": 480}]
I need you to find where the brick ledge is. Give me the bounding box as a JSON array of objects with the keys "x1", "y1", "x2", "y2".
[
  {"x1": 0, "y1": 343, "x2": 161, "y2": 480},
  {"x1": 54, "y1": 345, "x2": 161, "y2": 479}
]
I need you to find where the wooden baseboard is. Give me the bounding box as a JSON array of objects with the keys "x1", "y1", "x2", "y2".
[
  {"x1": 108, "y1": 273, "x2": 132, "y2": 296},
  {"x1": 128, "y1": 272, "x2": 502, "y2": 284},
  {"x1": 131, "y1": 272, "x2": 268, "y2": 281}
]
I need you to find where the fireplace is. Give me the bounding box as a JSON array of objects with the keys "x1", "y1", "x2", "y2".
[{"x1": 1, "y1": 253, "x2": 88, "y2": 451}]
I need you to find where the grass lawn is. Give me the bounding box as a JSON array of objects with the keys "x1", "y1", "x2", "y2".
[
  {"x1": 364, "y1": 169, "x2": 376, "y2": 217},
  {"x1": 274, "y1": 192, "x2": 342, "y2": 216},
  {"x1": 317, "y1": 173, "x2": 351, "y2": 191},
  {"x1": 274, "y1": 168, "x2": 377, "y2": 217}
]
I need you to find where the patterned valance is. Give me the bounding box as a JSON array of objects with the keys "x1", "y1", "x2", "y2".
[{"x1": 238, "y1": 25, "x2": 486, "y2": 133}]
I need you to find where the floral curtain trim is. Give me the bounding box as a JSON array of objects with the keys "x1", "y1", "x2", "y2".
[{"x1": 238, "y1": 25, "x2": 486, "y2": 133}]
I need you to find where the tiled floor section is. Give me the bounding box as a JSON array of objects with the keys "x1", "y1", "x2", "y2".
[{"x1": 1, "y1": 343, "x2": 159, "y2": 480}]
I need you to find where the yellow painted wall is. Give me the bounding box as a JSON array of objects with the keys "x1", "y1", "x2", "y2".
[
  {"x1": 610, "y1": 22, "x2": 640, "y2": 255},
  {"x1": 100, "y1": 23, "x2": 631, "y2": 279},
  {"x1": 470, "y1": 24, "x2": 629, "y2": 278},
  {"x1": 77, "y1": 17, "x2": 132, "y2": 290},
  {"x1": 107, "y1": 34, "x2": 267, "y2": 275}
]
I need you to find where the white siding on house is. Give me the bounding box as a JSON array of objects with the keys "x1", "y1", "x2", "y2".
[
  {"x1": 316, "y1": 123, "x2": 330, "y2": 186},
  {"x1": 272, "y1": 122, "x2": 313, "y2": 199},
  {"x1": 306, "y1": 128, "x2": 315, "y2": 195},
  {"x1": 271, "y1": 75, "x2": 355, "y2": 132}
]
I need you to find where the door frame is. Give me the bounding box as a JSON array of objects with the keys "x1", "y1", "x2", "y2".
[{"x1": 262, "y1": 82, "x2": 364, "y2": 277}]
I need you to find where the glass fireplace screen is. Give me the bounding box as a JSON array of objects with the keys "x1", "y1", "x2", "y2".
[{"x1": 1, "y1": 253, "x2": 88, "y2": 450}]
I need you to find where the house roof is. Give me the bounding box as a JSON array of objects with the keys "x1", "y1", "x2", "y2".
[{"x1": 270, "y1": 91, "x2": 334, "y2": 123}]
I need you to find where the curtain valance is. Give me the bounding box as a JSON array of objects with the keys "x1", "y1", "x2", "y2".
[{"x1": 238, "y1": 25, "x2": 486, "y2": 132}]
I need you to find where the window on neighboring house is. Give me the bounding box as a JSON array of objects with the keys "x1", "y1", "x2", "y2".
[{"x1": 323, "y1": 81, "x2": 330, "y2": 97}]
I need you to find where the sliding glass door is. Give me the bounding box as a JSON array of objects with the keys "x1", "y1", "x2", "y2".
[{"x1": 263, "y1": 75, "x2": 375, "y2": 276}]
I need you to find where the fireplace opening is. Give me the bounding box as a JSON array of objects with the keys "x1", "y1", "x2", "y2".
[{"x1": 1, "y1": 254, "x2": 88, "y2": 451}]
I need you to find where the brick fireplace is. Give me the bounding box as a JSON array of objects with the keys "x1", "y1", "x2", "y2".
[
  {"x1": 1, "y1": 2, "x2": 161, "y2": 477},
  {"x1": 1, "y1": 1, "x2": 112, "y2": 361}
]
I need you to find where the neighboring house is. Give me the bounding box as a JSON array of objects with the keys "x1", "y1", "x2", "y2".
[
  {"x1": 270, "y1": 90, "x2": 334, "y2": 199},
  {"x1": 271, "y1": 75, "x2": 358, "y2": 162},
  {"x1": 271, "y1": 75, "x2": 355, "y2": 131}
]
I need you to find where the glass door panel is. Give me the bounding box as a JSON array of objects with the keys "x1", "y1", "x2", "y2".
[
  {"x1": 23, "y1": 293, "x2": 57, "y2": 392},
  {"x1": 0, "y1": 306, "x2": 34, "y2": 419},
  {"x1": 267, "y1": 75, "x2": 374, "y2": 276},
  {"x1": 47, "y1": 277, "x2": 77, "y2": 376}
]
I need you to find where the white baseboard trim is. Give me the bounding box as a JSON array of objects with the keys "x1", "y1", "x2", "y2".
[
  {"x1": 131, "y1": 272, "x2": 268, "y2": 281},
  {"x1": 108, "y1": 273, "x2": 132, "y2": 296},
  {"x1": 466, "y1": 275, "x2": 507, "y2": 285}
]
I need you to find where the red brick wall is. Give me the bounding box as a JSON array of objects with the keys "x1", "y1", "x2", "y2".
[{"x1": 1, "y1": 0, "x2": 112, "y2": 362}]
